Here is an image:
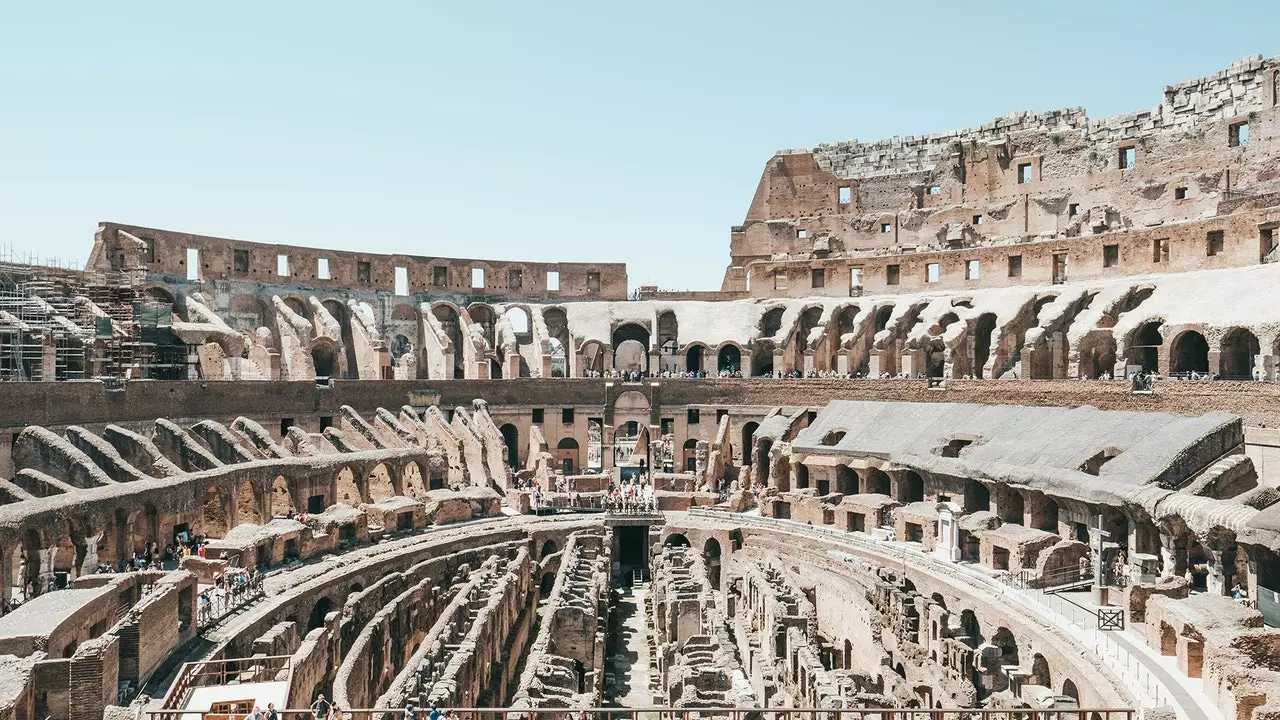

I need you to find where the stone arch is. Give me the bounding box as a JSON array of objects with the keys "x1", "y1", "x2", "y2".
[
  {"x1": 717, "y1": 343, "x2": 743, "y2": 373},
  {"x1": 1171, "y1": 329, "x2": 1209, "y2": 375},
  {"x1": 1029, "y1": 653, "x2": 1051, "y2": 688},
  {"x1": 1061, "y1": 678, "x2": 1079, "y2": 701},
  {"x1": 401, "y1": 460, "x2": 427, "y2": 498},
  {"x1": 1002, "y1": 491, "x2": 1025, "y2": 525},
  {"x1": 308, "y1": 596, "x2": 334, "y2": 631},
  {"x1": 751, "y1": 340, "x2": 775, "y2": 376},
  {"x1": 1219, "y1": 327, "x2": 1260, "y2": 378},
  {"x1": 682, "y1": 438, "x2": 698, "y2": 473},
  {"x1": 900, "y1": 471, "x2": 924, "y2": 503},
  {"x1": 865, "y1": 467, "x2": 890, "y2": 495},
  {"x1": 539, "y1": 572, "x2": 555, "y2": 599},
  {"x1": 759, "y1": 307, "x2": 785, "y2": 338},
  {"x1": 500, "y1": 423, "x2": 520, "y2": 469},
  {"x1": 613, "y1": 323, "x2": 650, "y2": 373},
  {"x1": 1040, "y1": 498, "x2": 1060, "y2": 532},
  {"x1": 505, "y1": 306, "x2": 530, "y2": 337},
  {"x1": 365, "y1": 462, "x2": 395, "y2": 502},
  {"x1": 271, "y1": 475, "x2": 296, "y2": 517},
  {"x1": 964, "y1": 480, "x2": 990, "y2": 512},
  {"x1": 991, "y1": 626, "x2": 1019, "y2": 665},
  {"x1": 1077, "y1": 332, "x2": 1117, "y2": 379},
  {"x1": 579, "y1": 340, "x2": 605, "y2": 376},
  {"x1": 145, "y1": 285, "x2": 176, "y2": 306},
  {"x1": 664, "y1": 533, "x2": 690, "y2": 547},
  {"x1": 430, "y1": 302, "x2": 466, "y2": 378},
  {"x1": 468, "y1": 304, "x2": 499, "y2": 349},
  {"x1": 236, "y1": 480, "x2": 262, "y2": 525},
  {"x1": 836, "y1": 466, "x2": 857, "y2": 495},
  {"x1": 756, "y1": 437, "x2": 774, "y2": 478},
  {"x1": 201, "y1": 486, "x2": 228, "y2": 538},
  {"x1": 323, "y1": 299, "x2": 359, "y2": 379},
  {"x1": 336, "y1": 466, "x2": 361, "y2": 505},
  {"x1": 1127, "y1": 320, "x2": 1164, "y2": 373},
  {"x1": 685, "y1": 344, "x2": 705, "y2": 373},
  {"x1": 741, "y1": 422, "x2": 759, "y2": 465},
  {"x1": 704, "y1": 538, "x2": 722, "y2": 589},
  {"x1": 310, "y1": 338, "x2": 340, "y2": 378},
  {"x1": 972, "y1": 313, "x2": 998, "y2": 378},
  {"x1": 540, "y1": 540, "x2": 558, "y2": 559}
]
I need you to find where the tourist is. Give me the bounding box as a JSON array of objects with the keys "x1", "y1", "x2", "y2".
[
  {"x1": 429, "y1": 706, "x2": 440, "y2": 720},
  {"x1": 404, "y1": 701, "x2": 417, "y2": 720},
  {"x1": 244, "y1": 707, "x2": 263, "y2": 720},
  {"x1": 311, "y1": 693, "x2": 331, "y2": 720},
  {"x1": 266, "y1": 704, "x2": 279, "y2": 720}
]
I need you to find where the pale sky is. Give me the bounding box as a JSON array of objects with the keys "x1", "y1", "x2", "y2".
[{"x1": 2, "y1": 2, "x2": 1278, "y2": 290}]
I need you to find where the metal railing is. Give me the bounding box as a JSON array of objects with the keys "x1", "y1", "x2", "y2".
[
  {"x1": 148, "y1": 708, "x2": 1135, "y2": 720},
  {"x1": 162, "y1": 655, "x2": 292, "y2": 710}
]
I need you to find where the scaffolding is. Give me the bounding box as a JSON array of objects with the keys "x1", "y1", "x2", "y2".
[{"x1": 0, "y1": 244, "x2": 190, "y2": 382}]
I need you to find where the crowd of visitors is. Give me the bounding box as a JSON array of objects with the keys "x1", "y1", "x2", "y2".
[
  {"x1": 198, "y1": 568, "x2": 265, "y2": 627},
  {"x1": 607, "y1": 475, "x2": 657, "y2": 514}
]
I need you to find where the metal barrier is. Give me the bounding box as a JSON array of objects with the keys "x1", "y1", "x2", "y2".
[{"x1": 148, "y1": 708, "x2": 1135, "y2": 720}]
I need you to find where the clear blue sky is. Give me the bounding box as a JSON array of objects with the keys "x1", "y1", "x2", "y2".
[{"x1": 2, "y1": 2, "x2": 1278, "y2": 291}]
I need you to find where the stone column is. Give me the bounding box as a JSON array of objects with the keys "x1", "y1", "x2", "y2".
[{"x1": 78, "y1": 533, "x2": 103, "y2": 578}]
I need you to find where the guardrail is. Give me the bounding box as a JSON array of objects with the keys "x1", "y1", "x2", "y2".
[{"x1": 147, "y1": 708, "x2": 1134, "y2": 720}]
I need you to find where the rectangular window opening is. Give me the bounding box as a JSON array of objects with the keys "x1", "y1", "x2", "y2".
[
  {"x1": 837, "y1": 186, "x2": 852, "y2": 205},
  {"x1": 432, "y1": 266, "x2": 448, "y2": 287},
  {"x1": 1207, "y1": 230, "x2": 1225, "y2": 256},
  {"x1": 471, "y1": 267, "x2": 485, "y2": 289},
  {"x1": 185, "y1": 248, "x2": 200, "y2": 281},
  {"x1": 1174, "y1": 187, "x2": 1188, "y2": 200},
  {"x1": 319, "y1": 415, "x2": 333, "y2": 431},
  {"x1": 532, "y1": 408, "x2": 544, "y2": 423},
  {"x1": 925, "y1": 263, "x2": 940, "y2": 283},
  {"x1": 972, "y1": 214, "x2": 984, "y2": 225},
  {"x1": 276, "y1": 254, "x2": 290, "y2": 277},
  {"x1": 886, "y1": 264, "x2": 900, "y2": 286},
  {"x1": 880, "y1": 223, "x2": 892, "y2": 234},
  {"x1": 547, "y1": 270, "x2": 560, "y2": 292},
  {"x1": 811, "y1": 268, "x2": 825, "y2": 288},
  {"x1": 1119, "y1": 146, "x2": 1137, "y2": 169},
  {"x1": 587, "y1": 271, "x2": 601, "y2": 293},
  {"x1": 849, "y1": 266, "x2": 863, "y2": 289},
  {"x1": 1153, "y1": 238, "x2": 1169, "y2": 263},
  {"x1": 928, "y1": 185, "x2": 942, "y2": 195},
  {"x1": 1230, "y1": 121, "x2": 1251, "y2": 148},
  {"x1": 1007, "y1": 255, "x2": 1023, "y2": 278},
  {"x1": 357, "y1": 261, "x2": 371, "y2": 284},
  {"x1": 562, "y1": 408, "x2": 575, "y2": 424},
  {"x1": 1017, "y1": 163, "x2": 1032, "y2": 184},
  {"x1": 1052, "y1": 253, "x2": 1069, "y2": 283},
  {"x1": 687, "y1": 409, "x2": 700, "y2": 424},
  {"x1": 233, "y1": 249, "x2": 249, "y2": 274},
  {"x1": 508, "y1": 268, "x2": 523, "y2": 289},
  {"x1": 965, "y1": 260, "x2": 980, "y2": 280},
  {"x1": 1068, "y1": 203, "x2": 1079, "y2": 217},
  {"x1": 796, "y1": 229, "x2": 808, "y2": 239},
  {"x1": 279, "y1": 418, "x2": 294, "y2": 437},
  {"x1": 1103, "y1": 244, "x2": 1120, "y2": 268},
  {"x1": 394, "y1": 266, "x2": 409, "y2": 296},
  {"x1": 317, "y1": 258, "x2": 331, "y2": 280}
]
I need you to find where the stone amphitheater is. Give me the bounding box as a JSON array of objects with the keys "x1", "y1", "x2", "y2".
[{"x1": 5, "y1": 56, "x2": 1280, "y2": 720}]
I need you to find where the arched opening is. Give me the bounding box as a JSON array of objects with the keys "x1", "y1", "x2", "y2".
[
  {"x1": 323, "y1": 299, "x2": 359, "y2": 379},
  {"x1": 579, "y1": 340, "x2": 605, "y2": 377},
  {"x1": 964, "y1": 481, "x2": 990, "y2": 512},
  {"x1": 505, "y1": 306, "x2": 530, "y2": 336},
  {"x1": 865, "y1": 468, "x2": 890, "y2": 495},
  {"x1": 704, "y1": 538, "x2": 722, "y2": 589},
  {"x1": 612, "y1": 323, "x2": 650, "y2": 373},
  {"x1": 682, "y1": 439, "x2": 698, "y2": 473},
  {"x1": 1129, "y1": 320, "x2": 1164, "y2": 373},
  {"x1": 1030, "y1": 653, "x2": 1052, "y2": 689},
  {"x1": 500, "y1": 424, "x2": 520, "y2": 470},
  {"x1": 751, "y1": 339, "x2": 775, "y2": 376},
  {"x1": 556, "y1": 437, "x2": 580, "y2": 475},
  {"x1": 365, "y1": 463, "x2": 395, "y2": 502},
  {"x1": 311, "y1": 343, "x2": 337, "y2": 378},
  {"x1": 271, "y1": 476, "x2": 296, "y2": 517},
  {"x1": 1061, "y1": 678, "x2": 1079, "y2": 702},
  {"x1": 836, "y1": 466, "x2": 857, "y2": 495},
  {"x1": 1219, "y1": 327, "x2": 1260, "y2": 379},
  {"x1": 236, "y1": 480, "x2": 262, "y2": 525},
  {"x1": 756, "y1": 438, "x2": 773, "y2": 477},
  {"x1": 539, "y1": 573, "x2": 555, "y2": 599},
  {"x1": 843, "y1": 639, "x2": 852, "y2": 669},
  {"x1": 664, "y1": 534, "x2": 690, "y2": 548},
  {"x1": 1039, "y1": 499, "x2": 1059, "y2": 532},
  {"x1": 401, "y1": 461, "x2": 427, "y2": 498},
  {"x1": 900, "y1": 471, "x2": 924, "y2": 503},
  {"x1": 430, "y1": 304, "x2": 465, "y2": 378},
  {"x1": 741, "y1": 422, "x2": 759, "y2": 465},
  {"x1": 760, "y1": 307, "x2": 785, "y2": 338},
  {"x1": 686, "y1": 345, "x2": 704, "y2": 373},
  {"x1": 1078, "y1": 332, "x2": 1117, "y2": 379},
  {"x1": 308, "y1": 596, "x2": 334, "y2": 631},
  {"x1": 540, "y1": 540, "x2": 558, "y2": 559},
  {"x1": 544, "y1": 307, "x2": 570, "y2": 377},
  {"x1": 991, "y1": 626, "x2": 1019, "y2": 665},
  {"x1": 972, "y1": 313, "x2": 998, "y2": 378},
  {"x1": 201, "y1": 487, "x2": 228, "y2": 538},
  {"x1": 390, "y1": 334, "x2": 413, "y2": 364},
  {"x1": 718, "y1": 344, "x2": 742, "y2": 373},
  {"x1": 796, "y1": 463, "x2": 810, "y2": 490},
  {"x1": 1002, "y1": 492, "x2": 1025, "y2": 525},
  {"x1": 336, "y1": 466, "x2": 361, "y2": 505},
  {"x1": 1171, "y1": 330, "x2": 1209, "y2": 375}
]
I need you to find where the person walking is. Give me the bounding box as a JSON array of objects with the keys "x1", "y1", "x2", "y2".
[{"x1": 311, "y1": 693, "x2": 332, "y2": 720}]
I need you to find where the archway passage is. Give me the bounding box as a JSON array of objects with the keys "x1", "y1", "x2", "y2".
[
  {"x1": 308, "y1": 596, "x2": 334, "y2": 631},
  {"x1": 236, "y1": 481, "x2": 262, "y2": 525},
  {"x1": 741, "y1": 422, "x2": 759, "y2": 465},
  {"x1": 1219, "y1": 327, "x2": 1260, "y2": 379},
  {"x1": 540, "y1": 540, "x2": 558, "y2": 559},
  {"x1": 271, "y1": 476, "x2": 295, "y2": 517},
  {"x1": 336, "y1": 466, "x2": 361, "y2": 505},
  {"x1": 718, "y1": 344, "x2": 742, "y2": 373},
  {"x1": 686, "y1": 345, "x2": 703, "y2": 373},
  {"x1": 365, "y1": 463, "x2": 395, "y2": 502},
  {"x1": 500, "y1": 424, "x2": 520, "y2": 470},
  {"x1": 401, "y1": 461, "x2": 427, "y2": 498},
  {"x1": 311, "y1": 344, "x2": 337, "y2": 378},
  {"x1": 1130, "y1": 321, "x2": 1164, "y2": 373},
  {"x1": 201, "y1": 487, "x2": 228, "y2": 538},
  {"x1": 557, "y1": 437, "x2": 580, "y2": 475},
  {"x1": 900, "y1": 471, "x2": 924, "y2": 503},
  {"x1": 612, "y1": 323, "x2": 651, "y2": 373},
  {"x1": 1171, "y1": 330, "x2": 1209, "y2": 375},
  {"x1": 664, "y1": 533, "x2": 690, "y2": 547},
  {"x1": 704, "y1": 538, "x2": 722, "y2": 589}
]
